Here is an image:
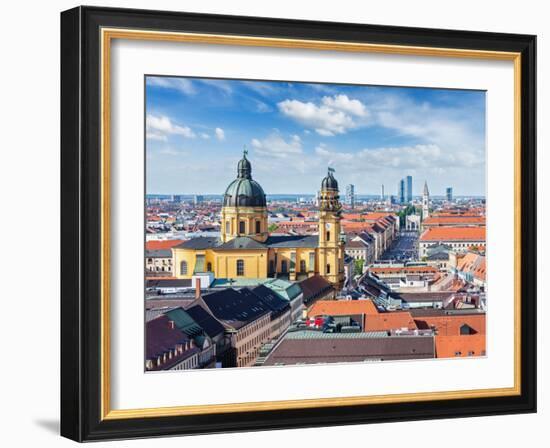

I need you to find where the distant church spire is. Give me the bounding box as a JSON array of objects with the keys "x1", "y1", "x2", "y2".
[{"x1": 422, "y1": 180, "x2": 430, "y2": 219}]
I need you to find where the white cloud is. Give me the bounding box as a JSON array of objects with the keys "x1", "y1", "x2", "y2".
[
  {"x1": 215, "y1": 128, "x2": 225, "y2": 141},
  {"x1": 322, "y1": 94, "x2": 368, "y2": 117},
  {"x1": 278, "y1": 94, "x2": 369, "y2": 136},
  {"x1": 200, "y1": 133, "x2": 210, "y2": 140},
  {"x1": 158, "y1": 148, "x2": 188, "y2": 156},
  {"x1": 199, "y1": 79, "x2": 233, "y2": 95},
  {"x1": 314, "y1": 143, "x2": 482, "y2": 172},
  {"x1": 146, "y1": 114, "x2": 196, "y2": 139},
  {"x1": 146, "y1": 77, "x2": 195, "y2": 95},
  {"x1": 146, "y1": 132, "x2": 167, "y2": 142},
  {"x1": 251, "y1": 132, "x2": 303, "y2": 158}
]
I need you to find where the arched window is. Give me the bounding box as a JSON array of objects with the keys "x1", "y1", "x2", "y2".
[
  {"x1": 326, "y1": 231, "x2": 331, "y2": 242},
  {"x1": 225, "y1": 221, "x2": 230, "y2": 234},
  {"x1": 300, "y1": 260, "x2": 306, "y2": 273},
  {"x1": 180, "y1": 261, "x2": 188, "y2": 275},
  {"x1": 207, "y1": 262, "x2": 212, "y2": 272},
  {"x1": 326, "y1": 263, "x2": 331, "y2": 274},
  {"x1": 281, "y1": 260, "x2": 288, "y2": 273},
  {"x1": 255, "y1": 220, "x2": 261, "y2": 234},
  {"x1": 239, "y1": 221, "x2": 246, "y2": 234},
  {"x1": 236, "y1": 259, "x2": 245, "y2": 276}
]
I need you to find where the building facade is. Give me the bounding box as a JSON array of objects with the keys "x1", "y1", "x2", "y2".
[
  {"x1": 171, "y1": 152, "x2": 345, "y2": 289},
  {"x1": 419, "y1": 226, "x2": 486, "y2": 257}
]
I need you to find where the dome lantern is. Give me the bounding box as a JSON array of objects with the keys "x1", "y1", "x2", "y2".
[
  {"x1": 321, "y1": 167, "x2": 339, "y2": 191},
  {"x1": 223, "y1": 150, "x2": 267, "y2": 208},
  {"x1": 237, "y1": 149, "x2": 252, "y2": 179}
]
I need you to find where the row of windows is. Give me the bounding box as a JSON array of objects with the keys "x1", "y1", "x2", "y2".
[
  {"x1": 178, "y1": 258, "x2": 250, "y2": 276},
  {"x1": 180, "y1": 257, "x2": 322, "y2": 276},
  {"x1": 146, "y1": 258, "x2": 172, "y2": 265},
  {"x1": 179, "y1": 260, "x2": 212, "y2": 275},
  {"x1": 226, "y1": 220, "x2": 262, "y2": 234},
  {"x1": 268, "y1": 259, "x2": 311, "y2": 273}
]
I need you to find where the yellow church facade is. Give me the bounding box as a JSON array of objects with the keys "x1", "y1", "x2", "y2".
[{"x1": 172, "y1": 152, "x2": 345, "y2": 289}]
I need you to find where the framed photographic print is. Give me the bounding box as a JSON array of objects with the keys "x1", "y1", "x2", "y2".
[{"x1": 60, "y1": 6, "x2": 537, "y2": 442}]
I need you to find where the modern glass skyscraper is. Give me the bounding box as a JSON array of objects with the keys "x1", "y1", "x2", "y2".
[
  {"x1": 405, "y1": 175, "x2": 413, "y2": 203},
  {"x1": 446, "y1": 187, "x2": 453, "y2": 201},
  {"x1": 398, "y1": 179, "x2": 405, "y2": 204},
  {"x1": 345, "y1": 184, "x2": 355, "y2": 209}
]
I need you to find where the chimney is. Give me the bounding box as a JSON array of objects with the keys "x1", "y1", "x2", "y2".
[
  {"x1": 168, "y1": 320, "x2": 175, "y2": 330},
  {"x1": 195, "y1": 277, "x2": 201, "y2": 299}
]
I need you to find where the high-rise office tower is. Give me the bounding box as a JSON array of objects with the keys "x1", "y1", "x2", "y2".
[
  {"x1": 405, "y1": 175, "x2": 413, "y2": 203},
  {"x1": 345, "y1": 184, "x2": 355, "y2": 209},
  {"x1": 398, "y1": 179, "x2": 405, "y2": 204}
]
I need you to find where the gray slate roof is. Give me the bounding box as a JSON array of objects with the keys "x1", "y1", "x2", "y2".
[
  {"x1": 216, "y1": 237, "x2": 267, "y2": 250},
  {"x1": 175, "y1": 234, "x2": 319, "y2": 251},
  {"x1": 263, "y1": 335, "x2": 435, "y2": 365},
  {"x1": 266, "y1": 235, "x2": 319, "y2": 248},
  {"x1": 146, "y1": 249, "x2": 172, "y2": 258},
  {"x1": 175, "y1": 237, "x2": 220, "y2": 250}
]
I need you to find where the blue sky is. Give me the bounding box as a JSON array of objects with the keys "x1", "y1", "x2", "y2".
[{"x1": 145, "y1": 76, "x2": 486, "y2": 196}]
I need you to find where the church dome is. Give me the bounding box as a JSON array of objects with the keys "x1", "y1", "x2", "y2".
[
  {"x1": 223, "y1": 152, "x2": 267, "y2": 207},
  {"x1": 321, "y1": 169, "x2": 339, "y2": 191}
]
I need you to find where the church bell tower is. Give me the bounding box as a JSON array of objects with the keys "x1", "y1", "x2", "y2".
[
  {"x1": 317, "y1": 168, "x2": 345, "y2": 290},
  {"x1": 422, "y1": 180, "x2": 430, "y2": 220}
]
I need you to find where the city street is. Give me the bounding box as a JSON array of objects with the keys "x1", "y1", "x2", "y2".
[{"x1": 379, "y1": 230, "x2": 419, "y2": 262}]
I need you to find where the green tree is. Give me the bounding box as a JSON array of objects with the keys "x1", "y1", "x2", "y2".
[{"x1": 354, "y1": 259, "x2": 365, "y2": 276}]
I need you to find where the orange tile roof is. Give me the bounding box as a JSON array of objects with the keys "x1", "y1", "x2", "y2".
[
  {"x1": 474, "y1": 258, "x2": 486, "y2": 281},
  {"x1": 363, "y1": 312, "x2": 417, "y2": 332},
  {"x1": 146, "y1": 239, "x2": 185, "y2": 250},
  {"x1": 435, "y1": 334, "x2": 486, "y2": 358},
  {"x1": 414, "y1": 314, "x2": 486, "y2": 336},
  {"x1": 419, "y1": 226, "x2": 486, "y2": 242},
  {"x1": 456, "y1": 252, "x2": 486, "y2": 281},
  {"x1": 423, "y1": 216, "x2": 486, "y2": 226},
  {"x1": 307, "y1": 299, "x2": 378, "y2": 317},
  {"x1": 277, "y1": 221, "x2": 317, "y2": 226},
  {"x1": 341, "y1": 213, "x2": 364, "y2": 220},
  {"x1": 342, "y1": 221, "x2": 374, "y2": 231},
  {"x1": 364, "y1": 212, "x2": 396, "y2": 220}
]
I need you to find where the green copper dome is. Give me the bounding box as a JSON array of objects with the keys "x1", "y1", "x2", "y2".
[{"x1": 223, "y1": 152, "x2": 267, "y2": 207}]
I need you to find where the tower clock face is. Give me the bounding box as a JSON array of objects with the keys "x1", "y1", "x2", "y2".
[{"x1": 325, "y1": 223, "x2": 331, "y2": 230}]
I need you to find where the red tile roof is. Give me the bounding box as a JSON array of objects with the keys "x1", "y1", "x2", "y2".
[
  {"x1": 363, "y1": 312, "x2": 417, "y2": 332},
  {"x1": 419, "y1": 226, "x2": 486, "y2": 242},
  {"x1": 307, "y1": 299, "x2": 378, "y2": 317},
  {"x1": 423, "y1": 216, "x2": 486, "y2": 226},
  {"x1": 435, "y1": 334, "x2": 486, "y2": 358},
  {"x1": 414, "y1": 314, "x2": 486, "y2": 336},
  {"x1": 146, "y1": 239, "x2": 185, "y2": 250}
]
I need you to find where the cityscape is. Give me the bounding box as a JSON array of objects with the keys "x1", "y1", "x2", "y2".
[{"x1": 144, "y1": 77, "x2": 486, "y2": 371}]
